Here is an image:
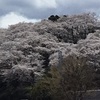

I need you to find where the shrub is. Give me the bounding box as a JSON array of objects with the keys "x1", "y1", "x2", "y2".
[
  {"x1": 48, "y1": 15, "x2": 60, "y2": 22},
  {"x1": 29, "y1": 55, "x2": 95, "y2": 100}
]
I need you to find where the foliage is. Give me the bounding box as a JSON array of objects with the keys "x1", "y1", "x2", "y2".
[
  {"x1": 29, "y1": 55, "x2": 95, "y2": 100},
  {"x1": 0, "y1": 13, "x2": 99, "y2": 100},
  {"x1": 48, "y1": 15, "x2": 60, "y2": 22}
]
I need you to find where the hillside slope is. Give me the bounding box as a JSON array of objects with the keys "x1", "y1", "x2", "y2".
[{"x1": 0, "y1": 13, "x2": 99, "y2": 83}]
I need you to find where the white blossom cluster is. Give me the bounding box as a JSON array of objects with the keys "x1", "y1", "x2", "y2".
[{"x1": 0, "y1": 13, "x2": 99, "y2": 82}]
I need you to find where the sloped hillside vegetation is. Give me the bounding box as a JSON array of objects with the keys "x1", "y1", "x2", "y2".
[{"x1": 0, "y1": 13, "x2": 100, "y2": 100}]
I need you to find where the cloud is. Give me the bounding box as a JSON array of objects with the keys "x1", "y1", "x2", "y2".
[
  {"x1": 31, "y1": 0, "x2": 58, "y2": 9},
  {"x1": 0, "y1": 0, "x2": 100, "y2": 21},
  {"x1": 0, "y1": 12, "x2": 40, "y2": 28}
]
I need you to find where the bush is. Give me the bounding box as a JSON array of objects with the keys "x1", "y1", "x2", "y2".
[
  {"x1": 48, "y1": 15, "x2": 60, "y2": 22},
  {"x1": 29, "y1": 55, "x2": 95, "y2": 100}
]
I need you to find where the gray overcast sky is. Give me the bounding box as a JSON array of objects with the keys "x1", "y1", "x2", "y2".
[{"x1": 0, "y1": 0, "x2": 100, "y2": 28}]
